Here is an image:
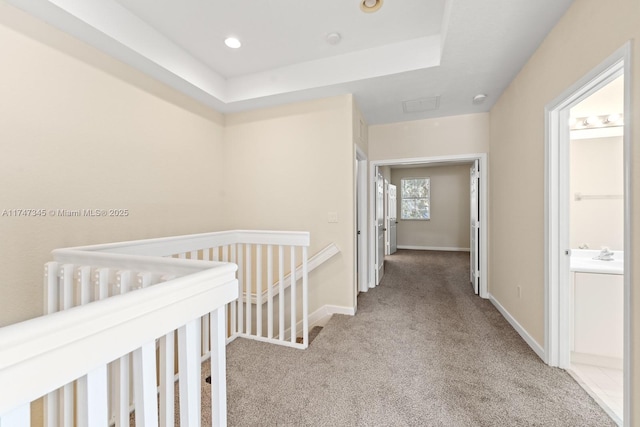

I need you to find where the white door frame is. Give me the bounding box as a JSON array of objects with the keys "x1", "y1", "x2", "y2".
[
  {"x1": 356, "y1": 146, "x2": 369, "y2": 293},
  {"x1": 369, "y1": 153, "x2": 488, "y2": 298},
  {"x1": 375, "y1": 170, "x2": 385, "y2": 285},
  {"x1": 544, "y1": 42, "x2": 631, "y2": 425}
]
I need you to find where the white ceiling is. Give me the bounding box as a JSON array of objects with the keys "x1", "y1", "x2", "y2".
[{"x1": 9, "y1": 0, "x2": 575, "y2": 125}]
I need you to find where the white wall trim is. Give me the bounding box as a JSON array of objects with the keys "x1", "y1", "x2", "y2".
[
  {"x1": 397, "y1": 245, "x2": 470, "y2": 252},
  {"x1": 488, "y1": 293, "x2": 545, "y2": 361},
  {"x1": 308, "y1": 304, "x2": 356, "y2": 329},
  {"x1": 285, "y1": 304, "x2": 356, "y2": 340}
]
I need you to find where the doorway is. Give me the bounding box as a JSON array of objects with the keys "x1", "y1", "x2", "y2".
[
  {"x1": 369, "y1": 153, "x2": 488, "y2": 298},
  {"x1": 545, "y1": 43, "x2": 631, "y2": 425}
]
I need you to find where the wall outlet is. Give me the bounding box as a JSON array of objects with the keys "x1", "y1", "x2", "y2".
[{"x1": 328, "y1": 212, "x2": 338, "y2": 223}]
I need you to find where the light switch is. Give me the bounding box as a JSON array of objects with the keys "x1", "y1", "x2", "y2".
[{"x1": 328, "y1": 212, "x2": 338, "y2": 223}]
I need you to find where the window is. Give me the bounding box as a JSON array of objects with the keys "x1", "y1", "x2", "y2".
[{"x1": 401, "y1": 177, "x2": 430, "y2": 220}]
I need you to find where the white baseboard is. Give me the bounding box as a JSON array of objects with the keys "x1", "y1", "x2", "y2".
[
  {"x1": 488, "y1": 293, "x2": 545, "y2": 361},
  {"x1": 282, "y1": 304, "x2": 356, "y2": 341},
  {"x1": 308, "y1": 304, "x2": 355, "y2": 329},
  {"x1": 396, "y1": 245, "x2": 470, "y2": 252}
]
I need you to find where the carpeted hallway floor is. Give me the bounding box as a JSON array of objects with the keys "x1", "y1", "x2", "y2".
[{"x1": 219, "y1": 250, "x2": 615, "y2": 426}]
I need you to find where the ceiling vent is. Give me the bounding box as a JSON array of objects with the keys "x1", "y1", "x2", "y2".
[{"x1": 402, "y1": 96, "x2": 440, "y2": 114}]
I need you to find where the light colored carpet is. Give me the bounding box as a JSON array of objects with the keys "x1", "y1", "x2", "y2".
[{"x1": 221, "y1": 250, "x2": 615, "y2": 426}]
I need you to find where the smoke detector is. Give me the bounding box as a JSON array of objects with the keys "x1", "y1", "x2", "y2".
[
  {"x1": 326, "y1": 32, "x2": 342, "y2": 45},
  {"x1": 472, "y1": 94, "x2": 488, "y2": 105}
]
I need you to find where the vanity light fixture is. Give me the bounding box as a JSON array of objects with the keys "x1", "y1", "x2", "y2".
[
  {"x1": 361, "y1": 0, "x2": 383, "y2": 13},
  {"x1": 570, "y1": 113, "x2": 623, "y2": 130},
  {"x1": 224, "y1": 37, "x2": 242, "y2": 49},
  {"x1": 583, "y1": 116, "x2": 599, "y2": 126},
  {"x1": 605, "y1": 113, "x2": 621, "y2": 124}
]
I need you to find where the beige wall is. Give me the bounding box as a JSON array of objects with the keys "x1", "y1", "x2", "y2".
[
  {"x1": 368, "y1": 113, "x2": 490, "y2": 161},
  {"x1": 391, "y1": 165, "x2": 470, "y2": 250},
  {"x1": 0, "y1": 3, "x2": 227, "y2": 328},
  {"x1": 570, "y1": 136, "x2": 624, "y2": 251},
  {"x1": 489, "y1": 0, "x2": 640, "y2": 420},
  {"x1": 223, "y1": 95, "x2": 356, "y2": 312}
]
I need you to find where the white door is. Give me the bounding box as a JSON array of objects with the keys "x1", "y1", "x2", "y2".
[
  {"x1": 376, "y1": 172, "x2": 385, "y2": 284},
  {"x1": 388, "y1": 184, "x2": 397, "y2": 254},
  {"x1": 470, "y1": 160, "x2": 480, "y2": 294},
  {"x1": 356, "y1": 156, "x2": 368, "y2": 293}
]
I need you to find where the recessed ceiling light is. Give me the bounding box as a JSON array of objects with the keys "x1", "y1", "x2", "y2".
[
  {"x1": 224, "y1": 37, "x2": 242, "y2": 49},
  {"x1": 360, "y1": 0, "x2": 383, "y2": 13}
]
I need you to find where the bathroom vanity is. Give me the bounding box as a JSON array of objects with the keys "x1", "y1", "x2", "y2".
[{"x1": 570, "y1": 249, "x2": 624, "y2": 369}]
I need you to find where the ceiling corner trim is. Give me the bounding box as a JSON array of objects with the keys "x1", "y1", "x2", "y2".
[{"x1": 226, "y1": 35, "x2": 442, "y2": 103}]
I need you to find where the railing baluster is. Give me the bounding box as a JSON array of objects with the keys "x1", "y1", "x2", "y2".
[
  {"x1": 210, "y1": 307, "x2": 227, "y2": 427},
  {"x1": 43, "y1": 262, "x2": 59, "y2": 427},
  {"x1": 158, "y1": 332, "x2": 175, "y2": 427},
  {"x1": 44, "y1": 262, "x2": 59, "y2": 315},
  {"x1": 267, "y1": 245, "x2": 274, "y2": 339},
  {"x1": 95, "y1": 269, "x2": 110, "y2": 300},
  {"x1": 78, "y1": 266, "x2": 92, "y2": 305},
  {"x1": 133, "y1": 342, "x2": 159, "y2": 427},
  {"x1": 114, "y1": 271, "x2": 131, "y2": 427},
  {"x1": 95, "y1": 268, "x2": 112, "y2": 423},
  {"x1": 302, "y1": 246, "x2": 309, "y2": 348},
  {"x1": 77, "y1": 365, "x2": 108, "y2": 427},
  {"x1": 138, "y1": 272, "x2": 152, "y2": 289},
  {"x1": 256, "y1": 244, "x2": 262, "y2": 337},
  {"x1": 190, "y1": 250, "x2": 198, "y2": 260},
  {"x1": 290, "y1": 247, "x2": 296, "y2": 343},
  {"x1": 178, "y1": 319, "x2": 201, "y2": 426},
  {"x1": 279, "y1": 245, "x2": 285, "y2": 341},
  {"x1": 202, "y1": 313, "x2": 210, "y2": 355},
  {"x1": 226, "y1": 245, "x2": 236, "y2": 337},
  {"x1": 245, "y1": 244, "x2": 252, "y2": 335},
  {"x1": 61, "y1": 265, "x2": 74, "y2": 427},
  {"x1": 61, "y1": 264, "x2": 74, "y2": 309},
  {"x1": 237, "y1": 244, "x2": 244, "y2": 335}
]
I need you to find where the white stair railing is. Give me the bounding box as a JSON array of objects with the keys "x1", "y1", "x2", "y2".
[
  {"x1": 1, "y1": 230, "x2": 330, "y2": 426},
  {"x1": 0, "y1": 262, "x2": 238, "y2": 427},
  {"x1": 52, "y1": 230, "x2": 314, "y2": 350}
]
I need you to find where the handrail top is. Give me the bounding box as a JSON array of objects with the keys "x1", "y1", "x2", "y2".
[
  {"x1": 53, "y1": 229, "x2": 310, "y2": 258},
  {"x1": 50, "y1": 249, "x2": 234, "y2": 275},
  {"x1": 0, "y1": 264, "x2": 236, "y2": 360}
]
